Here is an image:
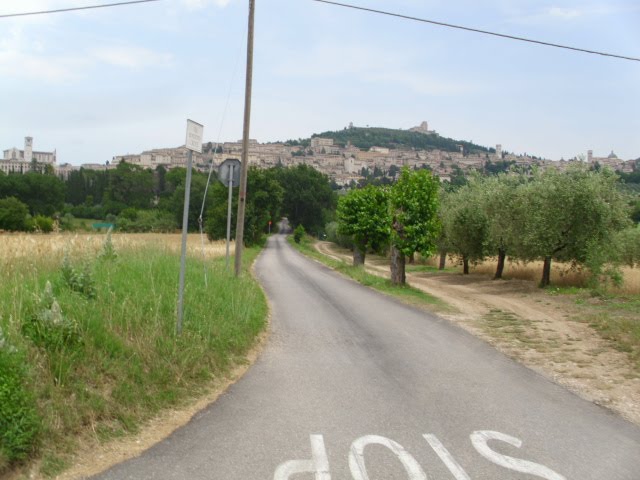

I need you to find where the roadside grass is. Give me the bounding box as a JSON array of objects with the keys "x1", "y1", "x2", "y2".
[
  {"x1": 288, "y1": 235, "x2": 447, "y2": 311},
  {"x1": 570, "y1": 294, "x2": 640, "y2": 375},
  {"x1": 0, "y1": 234, "x2": 265, "y2": 477}
]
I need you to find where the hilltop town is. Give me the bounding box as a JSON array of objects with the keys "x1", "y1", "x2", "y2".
[{"x1": 2, "y1": 122, "x2": 637, "y2": 184}]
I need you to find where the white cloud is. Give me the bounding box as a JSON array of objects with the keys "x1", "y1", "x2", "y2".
[
  {"x1": 547, "y1": 7, "x2": 583, "y2": 19},
  {"x1": 91, "y1": 46, "x2": 173, "y2": 69},
  {"x1": 0, "y1": 24, "x2": 86, "y2": 81}
]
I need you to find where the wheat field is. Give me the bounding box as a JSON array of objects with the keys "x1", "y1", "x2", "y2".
[{"x1": 0, "y1": 232, "x2": 232, "y2": 272}]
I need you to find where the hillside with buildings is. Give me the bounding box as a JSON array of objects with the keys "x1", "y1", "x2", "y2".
[{"x1": 2, "y1": 122, "x2": 637, "y2": 185}]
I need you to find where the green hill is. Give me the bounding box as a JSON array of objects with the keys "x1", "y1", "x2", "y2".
[{"x1": 301, "y1": 127, "x2": 494, "y2": 154}]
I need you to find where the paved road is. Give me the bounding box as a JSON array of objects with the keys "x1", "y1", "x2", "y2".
[{"x1": 95, "y1": 234, "x2": 640, "y2": 479}]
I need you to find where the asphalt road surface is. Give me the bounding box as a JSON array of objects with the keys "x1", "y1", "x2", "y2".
[{"x1": 95, "y1": 234, "x2": 640, "y2": 479}]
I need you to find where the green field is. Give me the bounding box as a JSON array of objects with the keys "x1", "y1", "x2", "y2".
[{"x1": 0, "y1": 235, "x2": 267, "y2": 477}]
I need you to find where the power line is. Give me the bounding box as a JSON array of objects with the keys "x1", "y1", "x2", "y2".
[
  {"x1": 311, "y1": 0, "x2": 640, "y2": 62},
  {"x1": 0, "y1": 0, "x2": 161, "y2": 19}
]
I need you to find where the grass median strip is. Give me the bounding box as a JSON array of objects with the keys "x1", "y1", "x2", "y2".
[
  {"x1": 288, "y1": 235, "x2": 446, "y2": 311},
  {"x1": 0, "y1": 236, "x2": 267, "y2": 477}
]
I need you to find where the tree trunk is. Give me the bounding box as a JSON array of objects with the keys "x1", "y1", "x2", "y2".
[
  {"x1": 353, "y1": 246, "x2": 365, "y2": 266},
  {"x1": 438, "y1": 251, "x2": 446, "y2": 270},
  {"x1": 408, "y1": 252, "x2": 415, "y2": 264},
  {"x1": 390, "y1": 245, "x2": 406, "y2": 285},
  {"x1": 463, "y1": 255, "x2": 470, "y2": 274},
  {"x1": 541, "y1": 256, "x2": 552, "y2": 287},
  {"x1": 494, "y1": 248, "x2": 506, "y2": 280}
]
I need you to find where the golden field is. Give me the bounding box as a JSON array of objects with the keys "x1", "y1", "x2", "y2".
[
  {"x1": 0, "y1": 232, "x2": 232, "y2": 271},
  {"x1": 422, "y1": 255, "x2": 640, "y2": 294}
]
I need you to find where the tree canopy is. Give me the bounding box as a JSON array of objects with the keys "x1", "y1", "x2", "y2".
[
  {"x1": 336, "y1": 185, "x2": 390, "y2": 265},
  {"x1": 273, "y1": 164, "x2": 337, "y2": 235},
  {"x1": 389, "y1": 168, "x2": 440, "y2": 284}
]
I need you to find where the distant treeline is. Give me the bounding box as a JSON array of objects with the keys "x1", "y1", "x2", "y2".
[
  {"x1": 307, "y1": 126, "x2": 493, "y2": 154},
  {"x1": 0, "y1": 163, "x2": 337, "y2": 246}
]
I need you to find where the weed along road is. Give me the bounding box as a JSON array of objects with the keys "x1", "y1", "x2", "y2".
[{"x1": 94, "y1": 234, "x2": 640, "y2": 480}]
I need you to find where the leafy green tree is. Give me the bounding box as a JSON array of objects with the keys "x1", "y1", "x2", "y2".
[
  {"x1": 443, "y1": 164, "x2": 467, "y2": 192},
  {"x1": 104, "y1": 162, "x2": 154, "y2": 213},
  {"x1": 513, "y1": 166, "x2": 630, "y2": 287},
  {"x1": 388, "y1": 168, "x2": 440, "y2": 284},
  {"x1": 480, "y1": 173, "x2": 529, "y2": 279},
  {"x1": 165, "y1": 168, "x2": 215, "y2": 232},
  {"x1": 441, "y1": 180, "x2": 488, "y2": 274},
  {"x1": 0, "y1": 197, "x2": 29, "y2": 231},
  {"x1": 435, "y1": 188, "x2": 452, "y2": 270},
  {"x1": 336, "y1": 185, "x2": 390, "y2": 265},
  {"x1": 206, "y1": 167, "x2": 284, "y2": 246},
  {"x1": 0, "y1": 173, "x2": 65, "y2": 216},
  {"x1": 273, "y1": 164, "x2": 336, "y2": 235},
  {"x1": 613, "y1": 227, "x2": 640, "y2": 267}
]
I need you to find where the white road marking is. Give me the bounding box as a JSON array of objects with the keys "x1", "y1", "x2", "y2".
[
  {"x1": 423, "y1": 434, "x2": 471, "y2": 480},
  {"x1": 273, "y1": 434, "x2": 331, "y2": 480},
  {"x1": 349, "y1": 435, "x2": 428, "y2": 480},
  {"x1": 470, "y1": 430, "x2": 566, "y2": 480}
]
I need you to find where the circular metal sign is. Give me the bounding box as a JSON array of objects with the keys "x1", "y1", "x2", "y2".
[{"x1": 218, "y1": 158, "x2": 241, "y2": 187}]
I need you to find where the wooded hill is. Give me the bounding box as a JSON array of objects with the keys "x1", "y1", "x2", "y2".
[{"x1": 300, "y1": 126, "x2": 494, "y2": 154}]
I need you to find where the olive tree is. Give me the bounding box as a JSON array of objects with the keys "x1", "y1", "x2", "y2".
[
  {"x1": 441, "y1": 180, "x2": 488, "y2": 274},
  {"x1": 514, "y1": 166, "x2": 630, "y2": 287},
  {"x1": 481, "y1": 173, "x2": 528, "y2": 279},
  {"x1": 389, "y1": 168, "x2": 440, "y2": 284},
  {"x1": 336, "y1": 185, "x2": 390, "y2": 265}
]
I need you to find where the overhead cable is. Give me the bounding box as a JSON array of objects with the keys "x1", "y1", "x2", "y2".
[
  {"x1": 0, "y1": 0, "x2": 161, "y2": 19},
  {"x1": 311, "y1": 0, "x2": 640, "y2": 62}
]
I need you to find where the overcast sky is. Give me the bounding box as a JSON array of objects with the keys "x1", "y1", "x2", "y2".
[{"x1": 1, "y1": 0, "x2": 639, "y2": 166}]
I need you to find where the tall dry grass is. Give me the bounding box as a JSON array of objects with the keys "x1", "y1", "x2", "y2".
[
  {"x1": 0, "y1": 232, "x2": 231, "y2": 272},
  {"x1": 423, "y1": 255, "x2": 640, "y2": 294}
]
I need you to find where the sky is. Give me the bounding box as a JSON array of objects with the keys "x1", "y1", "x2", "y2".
[{"x1": 0, "y1": 0, "x2": 639, "y2": 166}]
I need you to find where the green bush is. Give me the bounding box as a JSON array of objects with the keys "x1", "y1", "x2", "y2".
[
  {"x1": 21, "y1": 282, "x2": 81, "y2": 352},
  {"x1": 116, "y1": 210, "x2": 176, "y2": 233},
  {"x1": 59, "y1": 213, "x2": 75, "y2": 231},
  {"x1": 33, "y1": 215, "x2": 54, "y2": 233},
  {"x1": 98, "y1": 228, "x2": 118, "y2": 261},
  {"x1": 0, "y1": 197, "x2": 29, "y2": 231},
  {"x1": 61, "y1": 254, "x2": 97, "y2": 299},
  {"x1": 0, "y1": 329, "x2": 41, "y2": 471},
  {"x1": 293, "y1": 224, "x2": 305, "y2": 243}
]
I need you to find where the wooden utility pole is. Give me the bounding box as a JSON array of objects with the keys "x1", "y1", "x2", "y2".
[{"x1": 234, "y1": 0, "x2": 255, "y2": 277}]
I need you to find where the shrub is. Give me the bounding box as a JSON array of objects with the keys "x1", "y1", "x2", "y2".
[
  {"x1": 293, "y1": 224, "x2": 305, "y2": 243},
  {"x1": 59, "y1": 213, "x2": 75, "y2": 231},
  {"x1": 33, "y1": 215, "x2": 54, "y2": 233},
  {"x1": 0, "y1": 197, "x2": 29, "y2": 231},
  {"x1": 21, "y1": 282, "x2": 81, "y2": 352},
  {"x1": 61, "y1": 253, "x2": 97, "y2": 299},
  {"x1": 0, "y1": 329, "x2": 41, "y2": 471},
  {"x1": 116, "y1": 209, "x2": 176, "y2": 233},
  {"x1": 98, "y1": 228, "x2": 117, "y2": 261}
]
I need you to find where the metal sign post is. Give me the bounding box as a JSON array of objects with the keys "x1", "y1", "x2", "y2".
[
  {"x1": 177, "y1": 119, "x2": 204, "y2": 335},
  {"x1": 225, "y1": 164, "x2": 234, "y2": 269},
  {"x1": 218, "y1": 158, "x2": 241, "y2": 270}
]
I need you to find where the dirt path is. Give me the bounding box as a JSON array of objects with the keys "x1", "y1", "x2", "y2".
[{"x1": 315, "y1": 241, "x2": 640, "y2": 426}]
